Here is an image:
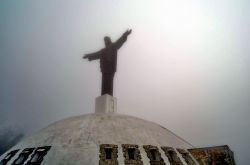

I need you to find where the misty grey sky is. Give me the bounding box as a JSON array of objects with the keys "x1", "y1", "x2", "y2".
[{"x1": 0, "y1": 0, "x2": 249, "y2": 164}]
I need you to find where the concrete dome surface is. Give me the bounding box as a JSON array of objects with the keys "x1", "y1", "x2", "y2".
[{"x1": 0, "y1": 113, "x2": 195, "y2": 165}]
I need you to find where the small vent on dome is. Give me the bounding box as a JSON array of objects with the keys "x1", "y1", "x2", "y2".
[
  {"x1": 150, "y1": 149, "x2": 158, "y2": 161},
  {"x1": 128, "y1": 148, "x2": 135, "y2": 160},
  {"x1": 143, "y1": 145, "x2": 165, "y2": 165},
  {"x1": 122, "y1": 144, "x2": 143, "y2": 165},
  {"x1": 105, "y1": 148, "x2": 112, "y2": 160},
  {"x1": 99, "y1": 144, "x2": 118, "y2": 165},
  {"x1": 12, "y1": 148, "x2": 34, "y2": 165},
  {"x1": 161, "y1": 146, "x2": 183, "y2": 165},
  {"x1": 0, "y1": 149, "x2": 19, "y2": 165},
  {"x1": 26, "y1": 146, "x2": 51, "y2": 165}
]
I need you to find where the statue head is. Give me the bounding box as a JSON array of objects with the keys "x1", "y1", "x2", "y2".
[{"x1": 104, "y1": 36, "x2": 112, "y2": 47}]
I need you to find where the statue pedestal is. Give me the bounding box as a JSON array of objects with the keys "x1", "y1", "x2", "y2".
[{"x1": 95, "y1": 94, "x2": 117, "y2": 113}]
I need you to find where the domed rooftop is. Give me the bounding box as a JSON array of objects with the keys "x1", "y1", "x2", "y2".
[
  {"x1": 19, "y1": 113, "x2": 193, "y2": 148},
  {"x1": 0, "y1": 95, "x2": 197, "y2": 165}
]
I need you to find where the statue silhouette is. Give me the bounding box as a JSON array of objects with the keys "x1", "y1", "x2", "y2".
[{"x1": 83, "y1": 29, "x2": 132, "y2": 96}]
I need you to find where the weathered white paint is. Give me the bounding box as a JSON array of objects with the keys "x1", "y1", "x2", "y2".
[
  {"x1": 95, "y1": 94, "x2": 117, "y2": 113},
  {"x1": 0, "y1": 113, "x2": 196, "y2": 165}
]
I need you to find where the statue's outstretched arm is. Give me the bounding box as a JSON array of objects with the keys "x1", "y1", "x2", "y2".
[
  {"x1": 83, "y1": 50, "x2": 102, "y2": 61},
  {"x1": 114, "y1": 29, "x2": 132, "y2": 50}
]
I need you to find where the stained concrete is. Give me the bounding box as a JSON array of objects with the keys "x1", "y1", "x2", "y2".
[
  {"x1": 0, "y1": 113, "x2": 196, "y2": 165},
  {"x1": 0, "y1": 96, "x2": 196, "y2": 165}
]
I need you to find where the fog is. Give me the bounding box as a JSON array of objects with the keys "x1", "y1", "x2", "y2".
[{"x1": 0, "y1": 0, "x2": 249, "y2": 164}]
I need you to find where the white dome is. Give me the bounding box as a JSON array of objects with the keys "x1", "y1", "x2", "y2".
[{"x1": 0, "y1": 113, "x2": 195, "y2": 165}]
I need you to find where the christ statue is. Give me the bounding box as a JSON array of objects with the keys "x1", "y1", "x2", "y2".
[{"x1": 83, "y1": 29, "x2": 132, "y2": 96}]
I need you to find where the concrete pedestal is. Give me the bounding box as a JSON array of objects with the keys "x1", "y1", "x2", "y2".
[{"x1": 95, "y1": 94, "x2": 117, "y2": 113}]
